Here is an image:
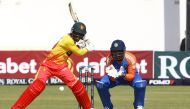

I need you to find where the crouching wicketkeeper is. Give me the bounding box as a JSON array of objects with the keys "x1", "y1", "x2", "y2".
[{"x1": 96, "y1": 39, "x2": 147, "y2": 109}]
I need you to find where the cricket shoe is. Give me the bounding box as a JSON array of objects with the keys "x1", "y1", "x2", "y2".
[{"x1": 136, "y1": 105, "x2": 143, "y2": 109}]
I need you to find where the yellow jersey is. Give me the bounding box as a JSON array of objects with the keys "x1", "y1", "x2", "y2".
[{"x1": 45, "y1": 34, "x2": 88, "y2": 65}]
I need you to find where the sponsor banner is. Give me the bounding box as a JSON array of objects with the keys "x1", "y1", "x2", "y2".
[
  {"x1": 154, "y1": 51, "x2": 190, "y2": 79},
  {"x1": 68, "y1": 50, "x2": 153, "y2": 79},
  {"x1": 0, "y1": 51, "x2": 153, "y2": 79},
  {"x1": 148, "y1": 79, "x2": 190, "y2": 86},
  {"x1": 2, "y1": 78, "x2": 190, "y2": 85},
  {"x1": 148, "y1": 79, "x2": 175, "y2": 85},
  {"x1": 0, "y1": 78, "x2": 34, "y2": 85},
  {"x1": 0, "y1": 51, "x2": 48, "y2": 78},
  {"x1": 0, "y1": 77, "x2": 94, "y2": 85},
  {"x1": 0, "y1": 77, "x2": 65, "y2": 85},
  {"x1": 0, "y1": 78, "x2": 62, "y2": 85}
]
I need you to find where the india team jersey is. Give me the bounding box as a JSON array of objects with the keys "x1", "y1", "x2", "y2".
[{"x1": 107, "y1": 52, "x2": 137, "y2": 81}]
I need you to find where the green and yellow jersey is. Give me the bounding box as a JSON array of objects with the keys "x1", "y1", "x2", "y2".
[{"x1": 42, "y1": 34, "x2": 87, "y2": 70}]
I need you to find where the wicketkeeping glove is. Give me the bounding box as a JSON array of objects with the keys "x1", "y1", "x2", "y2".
[
  {"x1": 106, "y1": 65, "x2": 120, "y2": 78},
  {"x1": 106, "y1": 65, "x2": 126, "y2": 79},
  {"x1": 117, "y1": 66, "x2": 126, "y2": 77}
]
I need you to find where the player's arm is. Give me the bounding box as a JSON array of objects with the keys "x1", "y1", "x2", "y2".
[
  {"x1": 62, "y1": 35, "x2": 88, "y2": 56},
  {"x1": 71, "y1": 46, "x2": 88, "y2": 55},
  {"x1": 124, "y1": 52, "x2": 136, "y2": 81}
]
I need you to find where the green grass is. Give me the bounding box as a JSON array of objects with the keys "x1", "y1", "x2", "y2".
[{"x1": 1, "y1": 85, "x2": 190, "y2": 109}]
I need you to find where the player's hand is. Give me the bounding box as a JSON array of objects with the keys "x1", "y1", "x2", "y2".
[
  {"x1": 76, "y1": 39, "x2": 86, "y2": 48},
  {"x1": 117, "y1": 66, "x2": 126, "y2": 77},
  {"x1": 106, "y1": 65, "x2": 119, "y2": 78},
  {"x1": 85, "y1": 39, "x2": 95, "y2": 52}
]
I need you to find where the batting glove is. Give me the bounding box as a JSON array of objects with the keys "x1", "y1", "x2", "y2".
[
  {"x1": 76, "y1": 39, "x2": 86, "y2": 48},
  {"x1": 85, "y1": 39, "x2": 95, "y2": 52}
]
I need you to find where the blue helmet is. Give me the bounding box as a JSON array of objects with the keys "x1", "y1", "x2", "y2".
[
  {"x1": 110, "y1": 39, "x2": 126, "y2": 51},
  {"x1": 110, "y1": 39, "x2": 126, "y2": 61}
]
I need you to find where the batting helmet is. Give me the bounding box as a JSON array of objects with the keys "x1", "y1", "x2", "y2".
[{"x1": 71, "y1": 22, "x2": 87, "y2": 38}]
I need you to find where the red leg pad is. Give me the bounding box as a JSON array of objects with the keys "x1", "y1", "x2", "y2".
[
  {"x1": 11, "y1": 79, "x2": 45, "y2": 109},
  {"x1": 71, "y1": 80, "x2": 92, "y2": 109}
]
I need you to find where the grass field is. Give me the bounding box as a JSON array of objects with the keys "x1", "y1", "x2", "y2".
[{"x1": 1, "y1": 85, "x2": 190, "y2": 109}]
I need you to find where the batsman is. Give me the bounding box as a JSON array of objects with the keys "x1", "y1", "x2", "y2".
[
  {"x1": 11, "y1": 22, "x2": 94, "y2": 109},
  {"x1": 96, "y1": 39, "x2": 147, "y2": 109}
]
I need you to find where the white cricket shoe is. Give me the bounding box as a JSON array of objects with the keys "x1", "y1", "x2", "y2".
[{"x1": 136, "y1": 105, "x2": 143, "y2": 109}]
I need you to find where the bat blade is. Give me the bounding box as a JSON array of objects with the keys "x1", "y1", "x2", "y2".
[{"x1": 68, "y1": 2, "x2": 79, "y2": 22}]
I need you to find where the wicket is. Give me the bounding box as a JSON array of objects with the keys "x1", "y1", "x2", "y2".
[{"x1": 78, "y1": 66, "x2": 94, "y2": 109}]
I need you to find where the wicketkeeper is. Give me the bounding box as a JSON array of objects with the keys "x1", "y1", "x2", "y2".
[
  {"x1": 96, "y1": 39, "x2": 147, "y2": 109},
  {"x1": 11, "y1": 22, "x2": 94, "y2": 109}
]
